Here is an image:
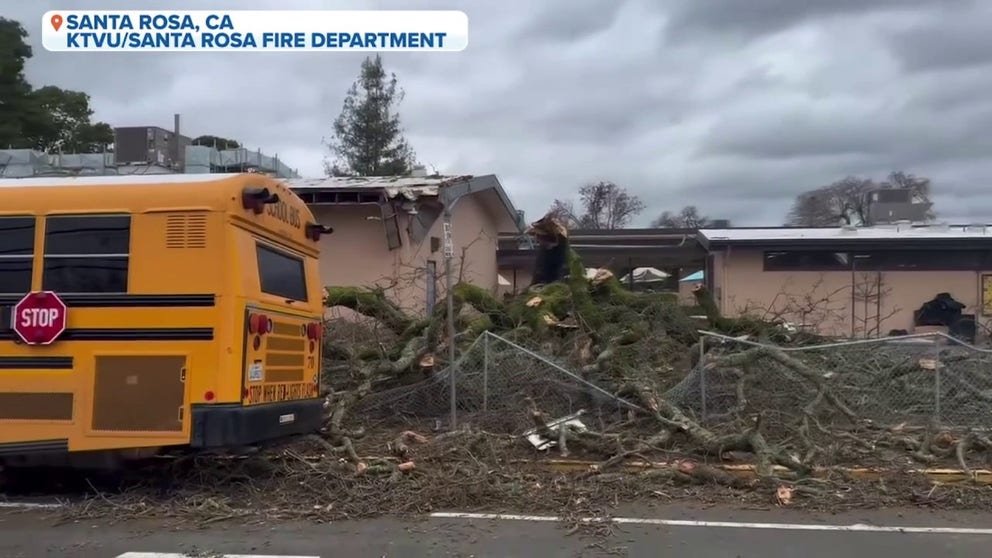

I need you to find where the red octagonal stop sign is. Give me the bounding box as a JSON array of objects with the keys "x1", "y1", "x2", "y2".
[{"x1": 12, "y1": 291, "x2": 68, "y2": 345}]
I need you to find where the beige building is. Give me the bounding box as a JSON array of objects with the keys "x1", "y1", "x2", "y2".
[
  {"x1": 289, "y1": 174, "x2": 523, "y2": 316},
  {"x1": 698, "y1": 225, "x2": 992, "y2": 340}
]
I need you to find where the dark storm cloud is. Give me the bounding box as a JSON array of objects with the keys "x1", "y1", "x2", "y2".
[
  {"x1": 6, "y1": 0, "x2": 992, "y2": 226},
  {"x1": 520, "y1": 0, "x2": 627, "y2": 42},
  {"x1": 665, "y1": 0, "x2": 971, "y2": 42},
  {"x1": 886, "y1": 10, "x2": 992, "y2": 73}
]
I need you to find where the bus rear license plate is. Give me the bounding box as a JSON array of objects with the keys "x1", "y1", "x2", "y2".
[
  {"x1": 279, "y1": 413, "x2": 295, "y2": 425},
  {"x1": 248, "y1": 361, "x2": 264, "y2": 382}
]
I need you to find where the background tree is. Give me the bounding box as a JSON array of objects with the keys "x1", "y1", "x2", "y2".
[
  {"x1": 0, "y1": 18, "x2": 113, "y2": 152},
  {"x1": 192, "y1": 135, "x2": 241, "y2": 150},
  {"x1": 28, "y1": 86, "x2": 113, "y2": 152},
  {"x1": 0, "y1": 18, "x2": 33, "y2": 148},
  {"x1": 324, "y1": 55, "x2": 417, "y2": 177},
  {"x1": 549, "y1": 181, "x2": 645, "y2": 229},
  {"x1": 785, "y1": 172, "x2": 935, "y2": 226},
  {"x1": 651, "y1": 205, "x2": 726, "y2": 228}
]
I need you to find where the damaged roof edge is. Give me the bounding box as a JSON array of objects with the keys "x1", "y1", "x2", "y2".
[
  {"x1": 439, "y1": 174, "x2": 524, "y2": 233},
  {"x1": 284, "y1": 174, "x2": 524, "y2": 233}
]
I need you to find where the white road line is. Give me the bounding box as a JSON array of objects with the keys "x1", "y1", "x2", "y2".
[
  {"x1": 429, "y1": 512, "x2": 992, "y2": 536},
  {"x1": 0, "y1": 501, "x2": 63, "y2": 509},
  {"x1": 116, "y1": 555, "x2": 318, "y2": 558}
]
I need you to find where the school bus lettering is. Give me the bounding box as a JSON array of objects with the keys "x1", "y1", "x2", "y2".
[
  {"x1": 253, "y1": 382, "x2": 309, "y2": 403},
  {"x1": 266, "y1": 199, "x2": 302, "y2": 228}
]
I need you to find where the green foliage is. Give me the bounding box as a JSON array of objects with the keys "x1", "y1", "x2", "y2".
[
  {"x1": 324, "y1": 54, "x2": 417, "y2": 177},
  {"x1": 192, "y1": 135, "x2": 241, "y2": 150},
  {"x1": 0, "y1": 18, "x2": 113, "y2": 152}
]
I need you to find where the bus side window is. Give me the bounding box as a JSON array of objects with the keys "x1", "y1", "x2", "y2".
[
  {"x1": 0, "y1": 216, "x2": 34, "y2": 294},
  {"x1": 42, "y1": 214, "x2": 131, "y2": 293}
]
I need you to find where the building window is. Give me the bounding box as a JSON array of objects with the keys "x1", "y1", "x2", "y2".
[
  {"x1": 0, "y1": 216, "x2": 35, "y2": 294},
  {"x1": 42, "y1": 215, "x2": 130, "y2": 293},
  {"x1": 256, "y1": 243, "x2": 308, "y2": 302},
  {"x1": 763, "y1": 249, "x2": 986, "y2": 272},
  {"x1": 854, "y1": 250, "x2": 983, "y2": 271},
  {"x1": 764, "y1": 251, "x2": 850, "y2": 271}
]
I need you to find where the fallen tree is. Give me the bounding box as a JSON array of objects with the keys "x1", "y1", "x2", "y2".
[
  {"x1": 30, "y1": 215, "x2": 992, "y2": 526},
  {"x1": 317, "y1": 214, "x2": 992, "y2": 498}
]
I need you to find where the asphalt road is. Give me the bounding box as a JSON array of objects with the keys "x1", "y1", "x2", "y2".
[{"x1": 2, "y1": 503, "x2": 992, "y2": 557}]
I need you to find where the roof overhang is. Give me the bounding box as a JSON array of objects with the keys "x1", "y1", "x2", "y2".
[
  {"x1": 286, "y1": 174, "x2": 524, "y2": 234},
  {"x1": 701, "y1": 238, "x2": 992, "y2": 251},
  {"x1": 439, "y1": 174, "x2": 523, "y2": 233}
]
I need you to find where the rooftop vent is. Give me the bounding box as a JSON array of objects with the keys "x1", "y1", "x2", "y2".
[
  {"x1": 964, "y1": 223, "x2": 987, "y2": 234},
  {"x1": 709, "y1": 219, "x2": 730, "y2": 228},
  {"x1": 410, "y1": 165, "x2": 427, "y2": 178}
]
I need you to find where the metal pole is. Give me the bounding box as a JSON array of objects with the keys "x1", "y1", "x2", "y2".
[
  {"x1": 699, "y1": 336, "x2": 707, "y2": 421},
  {"x1": 444, "y1": 209, "x2": 457, "y2": 429},
  {"x1": 483, "y1": 332, "x2": 489, "y2": 412},
  {"x1": 934, "y1": 364, "x2": 942, "y2": 424}
]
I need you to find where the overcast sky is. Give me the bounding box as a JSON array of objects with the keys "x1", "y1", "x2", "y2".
[{"x1": 9, "y1": 0, "x2": 992, "y2": 226}]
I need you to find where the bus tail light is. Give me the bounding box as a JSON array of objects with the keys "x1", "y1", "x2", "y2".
[
  {"x1": 306, "y1": 322, "x2": 323, "y2": 340},
  {"x1": 248, "y1": 313, "x2": 273, "y2": 335}
]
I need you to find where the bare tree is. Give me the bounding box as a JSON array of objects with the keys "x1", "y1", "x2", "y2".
[
  {"x1": 785, "y1": 172, "x2": 935, "y2": 227},
  {"x1": 651, "y1": 205, "x2": 723, "y2": 228},
  {"x1": 785, "y1": 177, "x2": 875, "y2": 227},
  {"x1": 549, "y1": 181, "x2": 645, "y2": 229}
]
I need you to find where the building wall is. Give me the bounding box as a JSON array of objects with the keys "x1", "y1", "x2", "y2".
[
  {"x1": 715, "y1": 248, "x2": 990, "y2": 337},
  {"x1": 678, "y1": 280, "x2": 702, "y2": 305},
  {"x1": 313, "y1": 194, "x2": 500, "y2": 317}
]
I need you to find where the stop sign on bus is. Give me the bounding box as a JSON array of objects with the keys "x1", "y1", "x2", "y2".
[{"x1": 12, "y1": 291, "x2": 68, "y2": 345}]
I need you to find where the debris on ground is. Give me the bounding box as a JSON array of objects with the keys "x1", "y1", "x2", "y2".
[{"x1": 27, "y1": 212, "x2": 992, "y2": 527}]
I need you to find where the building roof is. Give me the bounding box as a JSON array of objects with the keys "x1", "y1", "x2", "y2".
[
  {"x1": 681, "y1": 270, "x2": 704, "y2": 282},
  {"x1": 0, "y1": 173, "x2": 233, "y2": 188},
  {"x1": 287, "y1": 174, "x2": 524, "y2": 233},
  {"x1": 699, "y1": 224, "x2": 992, "y2": 250},
  {"x1": 287, "y1": 175, "x2": 451, "y2": 199}
]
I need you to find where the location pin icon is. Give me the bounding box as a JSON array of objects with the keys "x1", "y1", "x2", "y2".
[{"x1": 50, "y1": 14, "x2": 63, "y2": 32}]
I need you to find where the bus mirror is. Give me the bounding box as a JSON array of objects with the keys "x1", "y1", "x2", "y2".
[
  {"x1": 242, "y1": 187, "x2": 281, "y2": 214},
  {"x1": 306, "y1": 222, "x2": 334, "y2": 241}
]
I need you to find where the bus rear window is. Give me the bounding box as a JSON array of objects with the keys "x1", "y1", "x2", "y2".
[
  {"x1": 0, "y1": 216, "x2": 34, "y2": 294},
  {"x1": 256, "y1": 243, "x2": 308, "y2": 302}
]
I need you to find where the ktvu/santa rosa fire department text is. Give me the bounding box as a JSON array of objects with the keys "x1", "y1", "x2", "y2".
[
  {"x1": 62, "y1": 13, "x2": 251, "y2": 48},
  {"x1": 45, "y1": 10, "x2": 467, "y2": 51}
]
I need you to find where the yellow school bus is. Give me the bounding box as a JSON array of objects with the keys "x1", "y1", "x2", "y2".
[{"x1": 0, "y1": 173, "x2": 330, "y2": 467}]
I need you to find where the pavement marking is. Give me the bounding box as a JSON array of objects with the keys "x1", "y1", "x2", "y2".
[
  {"x1": 429, "y1": 512, "x2": 992, "y2": 536},
  {"x1": 116, "y1": 555, "x2": 319, "y2": 558},
  {"x1": 0, "y1": 501, "x2": 63, "y2": 510}
]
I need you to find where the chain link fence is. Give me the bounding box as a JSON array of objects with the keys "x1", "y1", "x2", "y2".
[
  {"x1": 352, "y1": 329, "x2": 992, "y2": 439},
  {"x1": 352, "y1": 331, "x2": 642, "y2": 434},
  {"x1": 666, "y1": 331, "x2": 992, "y2": 430}
]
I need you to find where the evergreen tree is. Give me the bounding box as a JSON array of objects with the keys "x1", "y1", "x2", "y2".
[{"x1": 324, "y1": 55, "x2": 417, "y2": 176}]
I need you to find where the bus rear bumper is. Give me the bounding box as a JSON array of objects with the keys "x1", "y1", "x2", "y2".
[{"x1": 190, "y1": 400, "x2": 324, "y2": 449}]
